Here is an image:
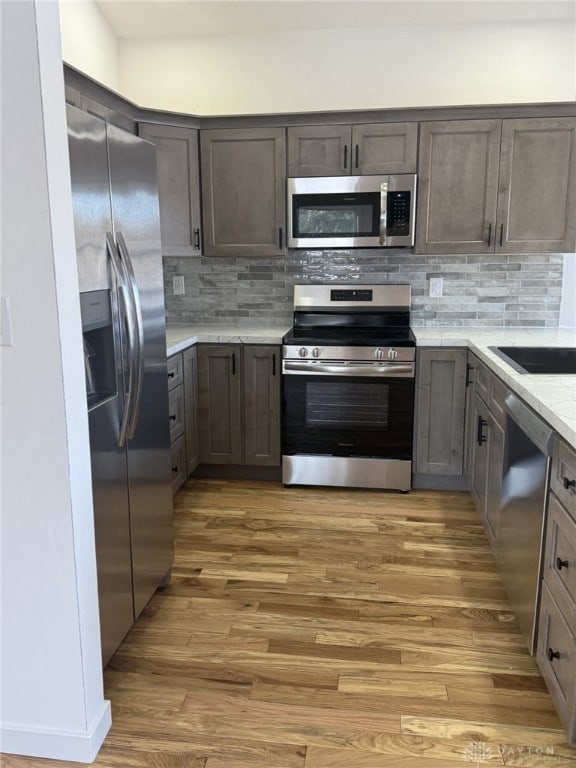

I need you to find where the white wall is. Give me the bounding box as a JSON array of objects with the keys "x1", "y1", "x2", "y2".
[
  {"x1": 59, "y1": 0, "x2": 119, "y2": 92},
  {"x1": 560, "y1": 256, "x2": 576, "y2": 328},
  {"x1": 0, "y1": 0, "x2": 110, "y2": 761},
  {"x1": 117, "y1": 19, "x2": 575, "y2": 115}
]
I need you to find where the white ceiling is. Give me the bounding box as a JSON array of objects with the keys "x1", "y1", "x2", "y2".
[{"x1": 96, "y1": 0, "x2": 575, "y2": 40}]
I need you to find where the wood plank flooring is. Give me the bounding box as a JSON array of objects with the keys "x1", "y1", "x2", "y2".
[{"x1": 5, "y1": 479, "x2": 575, "y2": 767}]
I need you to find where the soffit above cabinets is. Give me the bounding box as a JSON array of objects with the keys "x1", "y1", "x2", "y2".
[{"x1": 96, "y1": 0, "x2": 575, "y2": 41}]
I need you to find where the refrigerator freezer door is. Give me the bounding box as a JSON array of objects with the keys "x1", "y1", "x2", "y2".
[
  {"x1": 107, "y1": 124, "x2": 173, "y2": 618},
  {"x1": 67, "y1": 106, "x2": 112, "y2": 294}
]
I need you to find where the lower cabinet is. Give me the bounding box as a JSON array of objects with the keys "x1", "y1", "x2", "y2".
[
  {"x1": 197, "y1": 344, "x2": 281, "y2": 467},
  {"x1": 413, "y1": 348, "x2": 467, "y2": 486},
  {"x1": 466, "y1": 354, "x2": 508, "y2": 553},
  {"x1": 183, "y1": 346, "x2": 199, "y2": 474},
  {"x1": 537, "y1": 439, "x2": 576, "y2": 746},
  {"x1": 167, "y1": 349, "x2": 199, "y2": 492}
]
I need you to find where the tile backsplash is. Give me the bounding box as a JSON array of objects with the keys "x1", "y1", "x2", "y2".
[{"x1": 163, "y1": 250, "x2": 563, "y2": 327}]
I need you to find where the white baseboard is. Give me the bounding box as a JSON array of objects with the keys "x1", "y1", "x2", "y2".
[{"x1": 0, "y1": 700, "x2": 111, "y2": 764}]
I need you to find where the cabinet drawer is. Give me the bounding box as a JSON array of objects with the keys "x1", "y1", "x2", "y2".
[
  {"x1": 475, "y1": 359, "x2": 490, "y2": 403},
  {"x1": 489, "y1": 375, "x2": 508, "y2": 426},
  {"x1": 551, "y1": 438, "x2": 576, "y2": 514},
  {"x1": 167, "y1": 354, "x2": 184, "y2": 391},
  {"x1": 537, "y1": 582, "x2": 576, "y2": 741},
  {"x1": 168, "y1": 384, "x2": 185, "y2": 442},
  {"x1": 544, "y1": 491, "x2": 576, "y2": 621},
  {"x1": 170, "y1": 435, "x2": 187, "y2": 493}
]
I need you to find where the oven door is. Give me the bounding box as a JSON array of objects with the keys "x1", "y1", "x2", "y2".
[{"x1": 282, "y1": 362, "x2": 414, "y2": 460}]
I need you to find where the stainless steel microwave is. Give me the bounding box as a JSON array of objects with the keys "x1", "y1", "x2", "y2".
[{"x1": 287, "y1": 174, "x2": 417, "y2": 249}]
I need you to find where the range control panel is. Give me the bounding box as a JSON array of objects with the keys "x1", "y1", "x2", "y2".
[{"x1": 330, "y1": 289, "x2": 373, "y2": 302}]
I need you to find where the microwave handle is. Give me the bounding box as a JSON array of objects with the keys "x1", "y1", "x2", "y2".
[{"x1": 379, "y1": 181, "x2": 389, "y2": 246}]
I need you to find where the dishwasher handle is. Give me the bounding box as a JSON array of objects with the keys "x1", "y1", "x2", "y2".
[{"x1": 505, "y1": 393, "x2": 554, "y2": 456}]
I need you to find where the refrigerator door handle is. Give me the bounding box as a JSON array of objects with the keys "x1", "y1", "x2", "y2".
[
  {"x1": 106, "y1": 231, "x2": 135, "y2": 448},
  {"x1": 116, "y1": 231, "x2": 144, "y2": 440}
]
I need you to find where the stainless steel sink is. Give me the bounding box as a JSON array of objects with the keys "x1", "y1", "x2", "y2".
[{"x1": 489, "y1": 346, "x2": 576, "y2": 374}]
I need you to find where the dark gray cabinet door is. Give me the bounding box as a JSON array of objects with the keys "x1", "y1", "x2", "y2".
[
  {"x1": 201, "y1": 127, "x2": 286, "y2": 257},
  {"x1": 287, "y1": 122, "x2": 417, "y2": 177},
  {"x1": 243, "y1": 345, "x2": 281, "y2": 466},
  {"x1": 416, "y1": 120, "x2": 502, "y2": 254},
  {"x1": 197, "y1": 345, "x2": 242, "y2": 464},
  {"x1": 496, "y1": 117, "x2": 576, "y2": 254},
  {"x1": 183, "y1": 345, "x2": 199, "y2": 475},
  {"x1": 352, "y1": 122, "x2": 417, "y2": 175},
  {"x1": 414, "y1": 348, "x2": 467, "y2": 475},
  {"x1": 287, "y1": 125, "x2": 351, "y2": 176},
  {"x1": 138, "y1": 124, "x2": 202, "y2": 256}
]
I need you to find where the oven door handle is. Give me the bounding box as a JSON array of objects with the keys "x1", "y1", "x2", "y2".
[{"x1": 282, "y1": 361, "x2": 415, "y2": 377}]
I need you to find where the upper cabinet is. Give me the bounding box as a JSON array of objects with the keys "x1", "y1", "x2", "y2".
[
  {"x1": 416, "y1": 117, "x2": 576, "y2": 255},
  {"x1": 287, "y1": 122, "x2": 418, "y2": 177},
  {"x1": 200, "y1": 127, "x2": 286, "y2": 257},
  {"x1": 138, "y1": 124, "x2": 202, "y2": 257},
  {"x1": 497, "y1": 118, "x2": 576, "y2": 254},
  {"x1": 65, "y1": 85, "x2": 136, "y2": 134}
]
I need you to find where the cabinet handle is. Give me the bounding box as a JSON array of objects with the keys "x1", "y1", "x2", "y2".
[
  {"x1": 232, "y1": 352, "x2": 236, "y2": 375},
  {"x1": 465, "y1": 363, "x2": 474, "y2": 388},
  {"x1": 486, "y1": 222, "x2": 492, "y2": 247},
  {"x1": 272, "y1": 353, "x2": 276, "y2": 376},
  {"x1": 170, "y1": 414, "x2": 176, "y2": 421},
  {"x1": 476, "y1": 415, "x2": 488, "y2": 446},
  {"x1": 499, "y1": 223, "x2": 504, "y2": 247},
  {"x1": 547, "y1": 648, "x2": 560, "y2": 662},
  {"x1": 168, "y1": 371, "x2": 175, "y2": 379},
  {"x1": 194, "y1": 227, "x2": 200, "y2": 249},
  {"x1": 278, "y1": 227, "x2": 283, "y2": 250},
  {"x1": 562, "y1": 476, "x2": 576, "y2": 490},
  {"x1": 343, "y1": 144, "x2": 348, "y2": 169},
  {"x1": 556, "y1": 556, "x2": 569, "y2": 570},
  {"x1": 355, "y1": 144, "x2": 359, "y2": 169}
]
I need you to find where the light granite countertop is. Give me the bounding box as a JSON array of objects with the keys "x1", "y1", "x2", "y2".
[
  {"x1": 166, "y1": 324, "x2": 576, "y2": 449},
  {"x1": 166, "y1": 324, "x2": 291, "y2": 355}
]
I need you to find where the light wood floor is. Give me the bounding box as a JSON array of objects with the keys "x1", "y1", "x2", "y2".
[{"x1": 5, "y1": 480, "x2": 575, "y2": 767}]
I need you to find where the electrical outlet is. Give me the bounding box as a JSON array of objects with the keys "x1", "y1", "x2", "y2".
[
  {"x1": 429, "y1": 277, "x2": 443, "y2": 298},
  {"x1": 172, "y1": 275, "x2": 185, "y2": 296}
]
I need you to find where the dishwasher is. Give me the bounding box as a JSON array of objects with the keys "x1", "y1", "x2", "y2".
[{"x1": 498, "y1": 393, "x2": 554, "y2": 654}]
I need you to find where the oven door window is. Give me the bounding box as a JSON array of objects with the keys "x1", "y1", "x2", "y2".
[
  {"x1": 293, "y1": 192, "x2": 380, "y2": 239},
  {"x1": 282, "y1": 374, "x2": 414, "y2": 459}
]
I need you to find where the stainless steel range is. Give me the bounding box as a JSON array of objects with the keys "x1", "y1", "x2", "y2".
[{"x1": 282, "y1": 284, "x2": 415, "y2": 491}]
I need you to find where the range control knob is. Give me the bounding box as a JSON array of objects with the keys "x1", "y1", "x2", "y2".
[
  {"x1": 312, "y1": 347, "x2": 321, "y2": 358},
  {"x1": 388, "y1": 348, "x2": 398, "y2": 360},
  {"x1": 299, "y1": 347, "x2": 308, "y2": 358},
  {"x1": 374, "y1": 347, "x2": 384, "y2": 360}
]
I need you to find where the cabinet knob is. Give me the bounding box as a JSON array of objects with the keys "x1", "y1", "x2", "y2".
[
  {"x1": 556, "y1": 556, "x2": 569, "y2": 571},
  {"x1": 547, "y1": 648, "x2": 560, "y2": 662},
  {"x1": 168, "y1": 371, "x2": 175, "y2": 379},
  {"x1": 562, "y1": 476, "x2": 576, "y2": 490},
  {"x1": 171, "y1": 466, "x2": 179, "y2": 474},
  {"x1": 170, "y1": 414, "x2": 176, "y2": 421}
]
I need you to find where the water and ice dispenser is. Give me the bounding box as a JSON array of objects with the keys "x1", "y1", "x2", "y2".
[{"x1": 80, "y1": 290, "x2": 116, "y2": 408}]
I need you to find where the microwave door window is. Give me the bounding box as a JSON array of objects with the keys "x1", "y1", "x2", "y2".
[{"x1": 294, "y1": 192, "x2": 380, "y2": 238}]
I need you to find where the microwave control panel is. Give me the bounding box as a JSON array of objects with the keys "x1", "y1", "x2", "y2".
[{"x1": 386, "y1": 191, "x2": 411, "y2": 236}]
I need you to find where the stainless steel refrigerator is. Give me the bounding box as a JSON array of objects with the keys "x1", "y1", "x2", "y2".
[{"x1": 67, "y1": 105, "x2": 173, "y2": 666}]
